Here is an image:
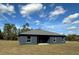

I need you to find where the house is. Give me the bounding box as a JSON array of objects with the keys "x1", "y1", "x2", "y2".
[{"x1": 19, "y1": 29, "x2": 66, "y2": 45}]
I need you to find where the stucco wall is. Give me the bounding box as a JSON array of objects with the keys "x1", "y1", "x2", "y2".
[
  {"x1": 19, "y1": 36, "x2": 37, "y2": 45},
  {"x1": 31, "y1": 36, "x2": 37, "y2": 44},
  {"x1": 19, "y1": 36, "x2": 65, "y2": 45},
  {"x1": 19, "y1": 36, "x2": 27, "y2": 44},
  {"x1": 49, "y1": 36, "x2": 65, "y2": 44}
]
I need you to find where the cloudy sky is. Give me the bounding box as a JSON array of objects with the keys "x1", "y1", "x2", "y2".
[{"x1": 0, "y1": 3, "x2": 79, "y2": 35}]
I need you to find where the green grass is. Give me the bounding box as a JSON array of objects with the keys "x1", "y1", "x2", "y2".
[{"x1": 0, "y1": 40, "x2": 79, "y2": 55}]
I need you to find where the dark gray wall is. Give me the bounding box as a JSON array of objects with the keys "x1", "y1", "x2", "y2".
[
  {"x1": 19, "y1": 36, "x2": 37, "y2": 45},
  {"x1": 31, "y1": 36, "x2": 37, "y2": 44},
  {"x1": 19, "y1": 36, "x2": 27, "y2": 45},
  {"x1": 49, "y1": 36, "x2": 65, "y2": 44},
  {"x1": 19, "y1": 36, "x2": 65, "y2": 45}
]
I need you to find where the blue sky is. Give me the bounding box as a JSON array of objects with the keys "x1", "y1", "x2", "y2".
[{"x1": 0, "y1": 3, "x2": 79, "y2": 35}]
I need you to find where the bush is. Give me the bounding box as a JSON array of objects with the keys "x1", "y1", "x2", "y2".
[{"x1": 66, "y1": 34, "x2": 79, "y2": 41}]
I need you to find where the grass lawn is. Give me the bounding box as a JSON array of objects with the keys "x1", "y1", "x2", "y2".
[{"x1": 0, "y1": 40, "x2": 79, "y2": 55}]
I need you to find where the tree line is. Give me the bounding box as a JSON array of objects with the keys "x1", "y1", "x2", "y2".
[
  {"x1": 0, "y1": 23, "x2": 79, "y2": 41},
  {"x1": 66, "y1": 34, "x2": 79, "y2": 41},
  {"x1": 0, "y1": 23, "x2": 31, "y2": 40}
]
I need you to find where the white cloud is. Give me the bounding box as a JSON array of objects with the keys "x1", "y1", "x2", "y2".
[
  {"x1": 63, "y1": 13, "x2": 79, "y2": 24},
  {"x1": 49, "y1": 6, "x2": 66, "y2": 18},
  {"x1": 43, "y1": 6, "x2": 46, "y2": 10},
  {"x1": 63, "y1": 18, "x2": 71, "y2": 24},
  {"x1": 35, "y1": 20, "x2": 40, "y2": 23},
  {"x1": 35, "y1": 20, "x2": 40, "y2": 25},
  {"x1": 41, "y1": 25, "x2": 55, "y2": 31},
  {"x1": 0, "y1": 4, "x2": 15, "y2": 22},
  {"x1": 0, "y1": 4, "x2": 15, "y2": 14},
  {"x1": 46, "y1": 25, "x2": 54, "y2": 29},
  {"x1": 7, "y1": 5, "x2": 15, "y2": 13},
  {"x1": 39, "y1": 13, "x2": 47, "y2": 18},
  {"x1": 20, "y1": 3, "x2": 43, "y2": 16},
  {"x1": 72, "y1": 20, "x2": 79, "y2": 24},
  {"x1": 59, "y1": 32, "x2": 64, "y2": 35},
  {"x1": 67, "y1": 26, "x2": 79, "y2": 30},
  {"x1": 67, "y1": 13, "x2": 79, "y2": 19},
  {"x1": 16, "y1": 25, "x2": 22, "y2": 29},
  {"x1": 0, "y1": 4, "x2": 7, "y2": 13},
  {"x1": 67, "y1": 31, "x2": 75, "y2": 35}
]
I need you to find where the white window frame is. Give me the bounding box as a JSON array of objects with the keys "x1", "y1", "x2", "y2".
[{"x1": 26, "y1": 36, "x2": 31, "y2": 43}]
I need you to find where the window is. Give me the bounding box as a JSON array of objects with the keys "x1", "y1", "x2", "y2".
[
  {"x1": 27, "y1": 36, "x2": 31, "y2": 43},
  {"x1": 27, "y1": 40, "x2": 31, "y2": 42}
]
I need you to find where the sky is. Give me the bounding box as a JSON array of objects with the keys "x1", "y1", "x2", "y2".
[{"x1": 0, "y1": 3, "x2": 79, "y2": 35}]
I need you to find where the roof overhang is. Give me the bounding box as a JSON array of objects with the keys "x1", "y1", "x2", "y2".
[{"x1": 19, "y1": 34, "x2": 66, "y2": 37}]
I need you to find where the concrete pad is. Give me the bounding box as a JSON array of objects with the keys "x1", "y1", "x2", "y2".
[{"x1": 38, "y1": 43, "x2": 49, "y2": 45}]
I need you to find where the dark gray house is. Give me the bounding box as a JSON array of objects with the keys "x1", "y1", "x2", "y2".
[{"x1": 19, "y1": 30, "x2": 66, "y2": 45}]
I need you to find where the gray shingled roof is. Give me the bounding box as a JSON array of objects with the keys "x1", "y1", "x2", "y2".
[{"x1": 20, "y1": 29, "x2": 63, "y2": 35}]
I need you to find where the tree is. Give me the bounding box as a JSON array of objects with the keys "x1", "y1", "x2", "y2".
[
  {"x1": 21, "y1": 22, "x2": 31, "y2": 32},
  {"x1": 3, "y1": 23, "x2": 18, "y2": 40},
  {"x1": 0, "y1": 29, "x2": 3, "y2": 39},
  {"x1": 17, "y1": 28, "x2": 21, "y2": 34},
  {"x1": 10, "y1": 24, "x2": 18, "y2": 40},
  {"x1": 66, "y1": 34, "x2": 79, "y2": 41}
]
